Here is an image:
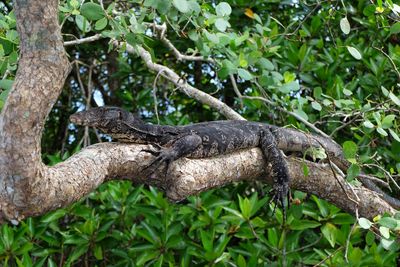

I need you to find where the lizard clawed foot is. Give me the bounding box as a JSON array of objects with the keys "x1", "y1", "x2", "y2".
[
  {"x1": 268, "y1": 183, "x2": 290, "y2": 221},
  {"x1": 141, "y1": 146, "x2": 177, "y2": 179}
]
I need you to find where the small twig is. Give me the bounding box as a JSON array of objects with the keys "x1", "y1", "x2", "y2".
[
  {"x1": 152, "y1": 69, "x2": 166, "y2": 124},
  {"x1": 146, "y1": 22, "x2": 215, "y2": 63},
  {"x1": 229, "y1": 74, "x2": 244, "y2": 108},
  {"x1": 2, "y1": 69, "x2": 10, "y2": 80},
  {"x1": 364, "y1": 163, "x2": 400, "y2": 190},
  {"x1": 345, "y1": 207, "x2": 359, "y2": 262},
  {"x1": 287, "y1": 3, "x2": 321, "y2": 36},
  {"x1": 93, "y1": 128, "x2": 103, "y2": 143},
  {"x1": 313, "y1": 246, "x2": 344, "y2": 267},
  {"x1": 358, "y1": 174, "x2": 390, "y2": 189},
  {"x1": 74, "y1": 61, "x2": 87, "y2": 102},
  {"x1": 324, "y1": 148, "x2": 359, "y2": 205},
  {"x1": 64, "y1": 34, "x2": 102, "y2": 46},
  {"x1": 329, "y1": 112, "x2": 361, "y2": 137},
  {"x1": 372, "y1": 46, "x2": 400, "y2": 81},
  {"x1": 287, "y1": 235, "x2": 322, "y2": 254},
  {"x1": 241, "y1": 94, "x2": 330, "y2": 138}
]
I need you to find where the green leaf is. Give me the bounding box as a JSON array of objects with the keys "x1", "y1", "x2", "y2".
[
  {"x1": 40, "y1": 209, "x2": 66, "y2": 223},
  {"x1": 258, "y1": 58, "x2": 274, "y2": 71},
  {"x1": 237, "y1": 68, "x2": 253, "y2": 81},
  {"x1": 238, "y1": 196, "x2": 252, "y2": 219},
  {"x1": 365, "y1": 231, "x2": 375, "y2": 245},
  {"x1": 94, "y1": 244, "x2": 103, "y2": 260},
  {"x1": 390, "y1": 22, "x2": 400, "y2": 35},
  {"x1": 381, "y1": 86, "x2": 389, "y2": 96},
  {"x1": 237, "y1": 254, "x2": 246, "y2": 267},
  {"x1": 331, "y1": 213, "x2": 355, "y2": 224},
  {"x1": 137, "y1": 222, "x2": 160, "y2": 244},
  {"x1": 216, "y1": 2, "x2": 232, "y2": 16},
  {"x1": 203, "y1": 30, "x2": 219, "y2": 44},
  {"x1": 313, "y1": 87, "x2": 322, "y2": 99},
  {"x1": 346, "y1": 164, "x2": 360, "y2": 181},
  {"x1": 279, "y1": 81, "x2": 300, "y2": 93},
  {"x1": 311, "y1": 101, "x2": 322, "y2": 111},
  {"x1": 267, "y1": 228, "x2": 278, "y2": 246},
  {"x1": 389, "y1": 92, "x2": 400, "y2": 106},
  {"x1": 1, "y1": 224, "x2": 13, "y2": 249},
  {"x1": 381, "y1": 238, "x2": 395, "y2": 250},
  {"x1": 340, "y1": 17, "x2": 350, "y2": 34},
  {"x1": 200, "y1": 230, "x2": 213, "y2": 252},
  {"x1": 283, "y1": 71, "x2": 296, "y2": 83},
  {"x1": 302, "y1": 163, "x2": 309, "y2": 176},
  {"x1": 293, "y1": 109, "x2": 308, "y2": 121},
  {"x1": 389, "y1": 129, "x2": 400, "y2": 142},
  {"x1": 378, "y1": 217, "x2": 398, "y2": 229},
  {"x1": 173, "y1": 0, "x2": 190, "y2": 13},
  {"x1": 382, "y1": 115, "x2": 395, "y2": 129},
  {"x1": 343, "y1": 88, "x2": 352, "y2": 96},
  {"x1": 0, "y1": 79, "x2": 13, "y2": 90},
  {"x1": 377, "y1": 127, "x2": 388, "y2": 136},
  {"x1": 223, "y1": 207, "x2": 244, "y2": 219},
  {"x1": 218, "y1": 59, "x2": 236, "y2": 78},
  {"x1": 348, "y1": 247, "x2": 363, "y2": 264},
  {"x1": 187, "y1": 0, "x2": 200, "y2": 15},
  {"x1": 70, "y1": 0, "x2": 79, "y2": 8},
  {"x1": 321, "y1": 223, "x2": 337, "y2": 247},
  {"x1": 63, "y1": 234, "x2": 89, "y2": 245},
  {"x1": 343, "y1": 141, "x2": 357, "y2": 160},
  {"x1": 289, "y1": 219, "x2": 321, "y2": 230},
  {"x1": 379, "y1": 226, "x2": 390, "y2": 239},
  {"x1": 347, "y1": 46, "x2": 362, "y2": 60},
  {"x1": 126, "y1": 33, "x2": 139, "y2": 46},
  {"x1": 95, "y1": 17, "x2": 108, "y2": 31},
  {"x1": 75, "y1": 15, "x2": 91, "y2": 32},
  {"x1": 358, "y1": 217, "x2": 373, "y2": 229},
  {"x1": 215, "y1": 18, "x2": 230, "y2": 32},
  {"x1": 363, "y1": 120, "x2": 375, "y2": 128},
  {"x1": 80, "y1": 2, "x2": 105, "y2": 21},
  {"x1": 65, "y1": 245, "x2": 89, "y2": 265}
]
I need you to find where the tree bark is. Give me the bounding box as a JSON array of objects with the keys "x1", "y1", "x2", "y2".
[{"x1": 0, "y1": 0, "x2": 395, "y2": 224}]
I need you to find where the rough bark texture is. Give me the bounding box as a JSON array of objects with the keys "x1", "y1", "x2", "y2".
[
  {"x1": 0, "y1": 0, "x2": 71, "y2": 223},
  {"x1": 0, "y1": 0, "x2": 395, "y2": 224}
]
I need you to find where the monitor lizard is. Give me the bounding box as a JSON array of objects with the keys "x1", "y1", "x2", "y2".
[
  {"x1": 70, "y1": 106, "x2": 400, "y2": 213},
  {"x1": 70, "y1": 106, "x2": 291, "y2": 213}
]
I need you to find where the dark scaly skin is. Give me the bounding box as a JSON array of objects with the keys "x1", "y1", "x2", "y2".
[
  {"x1": 70, "y1": 107, "x2": 400, "y2": 211},
  {"x1": 70, "y1": 107, "x2": 291, "y2": 214}
]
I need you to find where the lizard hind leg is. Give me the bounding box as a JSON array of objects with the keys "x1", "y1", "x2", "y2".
[{"x1": 260, "y1": 128, "x2": 291, "y2": 220}]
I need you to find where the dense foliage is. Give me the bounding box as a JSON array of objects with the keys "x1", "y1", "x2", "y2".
[{"x1": 0, "y1": 0, "x2": 400, "y2": 265}]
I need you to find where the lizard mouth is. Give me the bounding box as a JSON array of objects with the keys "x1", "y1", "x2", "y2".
[{"x1": 69, "y1": 114, "x2": 84, "y2": 125}]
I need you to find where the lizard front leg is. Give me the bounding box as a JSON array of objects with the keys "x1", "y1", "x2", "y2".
[
  {"x1": 142, "y1": 134, "x2": 202, "y2": 177},
  {"x1": 259, "y1": 128, "x2": 290, "y2": 219}
]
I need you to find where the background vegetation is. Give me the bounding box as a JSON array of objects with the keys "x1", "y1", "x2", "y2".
[{"x1": 0, "y1": 0, "x2": 400, "y2": 265}]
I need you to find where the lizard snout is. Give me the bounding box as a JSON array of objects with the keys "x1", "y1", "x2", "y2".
[{"x1": 70, "y1": 114, "x2": 84, "y2": 125}]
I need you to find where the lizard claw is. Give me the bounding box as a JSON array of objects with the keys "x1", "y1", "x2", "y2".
[
  {"x1": 141, "y1": 148, "x2": 160, "y2": 156},
  {"x1": 268, "y1": 183, "x2": 290, "y2": 221},
  {"x1": 141, "y1": 148, "x2": 176, "y2": 178},
  {"x1": 140, "y1": 144, "x2": 163, "y2": 156}
]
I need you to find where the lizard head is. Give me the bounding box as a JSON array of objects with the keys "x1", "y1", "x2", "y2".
[{"x1": 70, "y1": 106, "x2": 134, "y2": 128}]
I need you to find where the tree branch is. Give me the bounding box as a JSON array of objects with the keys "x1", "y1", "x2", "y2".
[
  {"x1": 115, "y1": 40, "x2": 244, "y2": 120},
  {"x1": 0, "y1": 0, "x2": 395, "y2": 225},
  {"x1": 64, "y1": 34, "x2": 102, "y2": 46}
]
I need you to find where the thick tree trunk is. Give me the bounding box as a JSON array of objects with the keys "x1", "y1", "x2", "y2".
[
  {"x1": 0, "y1": 0, "x2": 395, "y2": 224},
  {"x1": 0, "y1": 0, "x2": 70, "y2": 222}
]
